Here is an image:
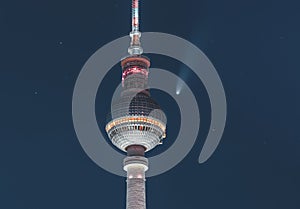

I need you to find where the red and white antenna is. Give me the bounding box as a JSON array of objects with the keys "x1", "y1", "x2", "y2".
[{"x1": 128, "y1": 0, "x2": 143, "y2": 55}]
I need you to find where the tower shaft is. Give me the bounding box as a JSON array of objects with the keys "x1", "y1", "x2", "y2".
[{"x1": 124, "y1": 155, "x2": 148, "y2": 209}]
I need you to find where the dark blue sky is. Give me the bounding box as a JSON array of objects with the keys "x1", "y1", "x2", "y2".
[{"x1": 1, "y1": 0, "x2": 299, "y2": 208}]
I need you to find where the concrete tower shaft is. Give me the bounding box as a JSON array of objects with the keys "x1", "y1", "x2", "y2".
[
  {"x1": 123, "y1": 154, "x2": 148, "y2": 209},
  {"x1": 121, "y1": 56, "x2": 150, "y2": 94}
]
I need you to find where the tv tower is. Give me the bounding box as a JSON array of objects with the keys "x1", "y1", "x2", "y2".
[{"x1": 105, "y1": 0, "x2": 167, "y2": 209}]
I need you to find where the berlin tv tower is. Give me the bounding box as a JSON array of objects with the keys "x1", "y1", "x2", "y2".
[{"x1": 105, "y1": 0, "x2": 167, "y2": 208}]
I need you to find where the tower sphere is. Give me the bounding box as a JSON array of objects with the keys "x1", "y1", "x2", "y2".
[{"x1": 106, "y1": 56, "x2": 167, "y2": 152}]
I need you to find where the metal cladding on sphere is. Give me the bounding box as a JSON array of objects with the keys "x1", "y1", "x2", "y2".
[{"x1": 106, "y1": 56, "x2": 167, "y2": 152}]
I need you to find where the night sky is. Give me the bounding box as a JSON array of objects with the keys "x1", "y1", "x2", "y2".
[{"x1": 1, "y1": 0, "x2": 300, "y2": 208}]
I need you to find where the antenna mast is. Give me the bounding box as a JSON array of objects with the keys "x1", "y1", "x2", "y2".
[{"x1": 128, "y1": 0, "x2": 143, "y2": 55}]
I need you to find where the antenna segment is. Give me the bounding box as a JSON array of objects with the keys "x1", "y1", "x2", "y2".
[
  {"x1": 132, "y1": 0, "x2": 139, "y2": 32},
  {"x1": 128, "y1": 0, "x2": 143, "y2": 55}
]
